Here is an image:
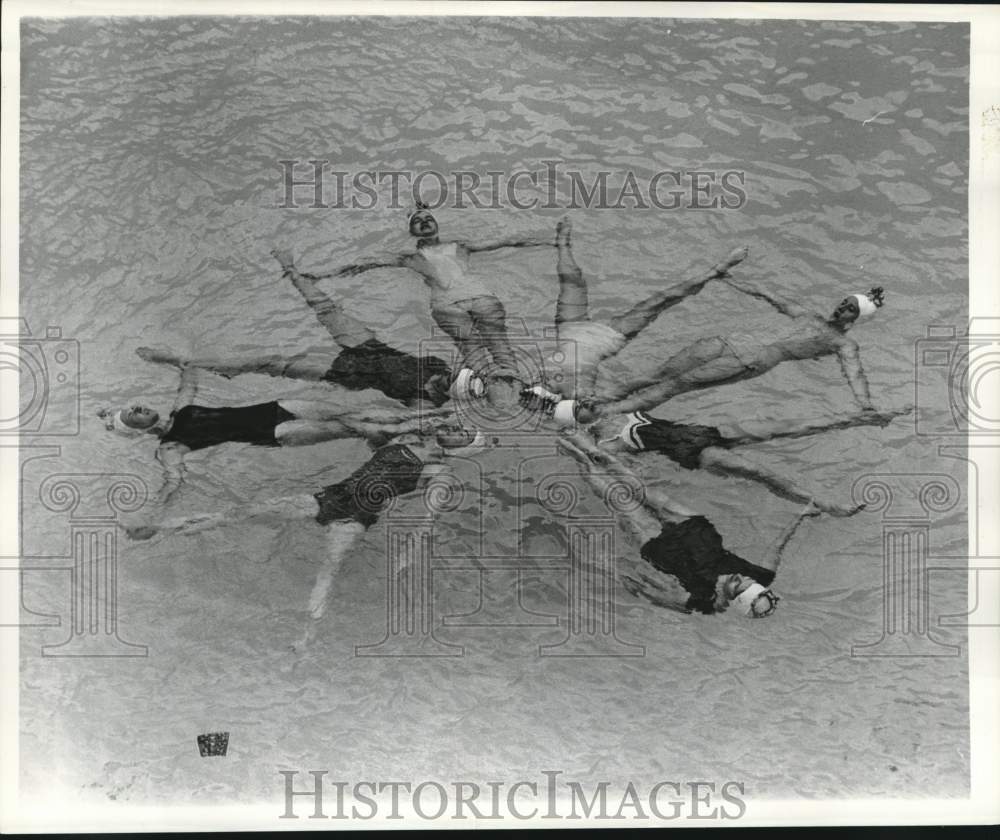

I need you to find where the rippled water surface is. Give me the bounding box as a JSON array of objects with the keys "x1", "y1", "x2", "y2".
[{"x1": 19, "y1": 16, "x2": 969, "y2": 805}]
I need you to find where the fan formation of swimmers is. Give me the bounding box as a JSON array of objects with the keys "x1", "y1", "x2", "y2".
[{"x1": 105, "y1": 208, "x2": 907, "y2": 623}]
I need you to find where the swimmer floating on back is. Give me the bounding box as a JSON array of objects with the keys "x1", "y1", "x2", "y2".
[
  {"x1": 565, "y1": 404, "x2": 911, "y2": 515},
  {"x1": 103, "y1": 363, "x2": 452, "y2": 510},
  {"x1": 524, "y1": 250, "x2": 887, "y2": 424},
  {"x1": 324, "y1": 202, "x2": 555, "y2": 377},
  {"x1": 559, "y1": 435, "x2": 822, "y2": 618},
  {"x1": 137, "y1": 249, "x2": 486, "y2": 409}
]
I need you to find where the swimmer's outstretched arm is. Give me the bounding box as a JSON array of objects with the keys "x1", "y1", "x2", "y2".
[
  {"x1": 137, "y1": 347, "x2": 338, "y2": 385},
  {"x1": 319, "y1": 254, "x2": 412, "y2": 278},
  {"x1": 153, "y1": 442, "x2": 188, "y2": 508},
  {"x1": 146, "y1": 364, "x2": 200, "y2": 509},
  {"x1": 720, "y1": 276, "x2": 812, "y2": 319},
  {"x1": 720, "y1": 405, "x2": 912, "y2": 447},
  {"x1": 765, "y1": 502, "x2": 823, "y2": 572},
  {"x1": 462, "y1": 232, "x2": 556, "y2": 253},
  {"x1": 836, "y1": 339, "x2": 875, "y2": 411},
  {"x1": 698, "y1": 448, "x2": 864, "y2": 516},
  {"x1": 172, "y1": 364, "x2": 199, "y2": 411}
]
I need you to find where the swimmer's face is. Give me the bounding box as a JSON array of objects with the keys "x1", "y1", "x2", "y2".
[
  {"x1": 831, "y1": 296, "x2": 860, "y2": 326},
  {"x1": 123, "y1": 405, "x2": 159, "y2": 430},
  {"x1": 424, "y1": 373, "x2": 451, "y2": 403},
  {"x1": 409, "y1": 210, "x2": 438, "y2": 238},
  {"x1": 715, "y1": 573, "x2": 750, "y2": 612}
]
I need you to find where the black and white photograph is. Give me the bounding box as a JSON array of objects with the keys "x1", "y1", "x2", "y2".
[{"x1": 2, "y1": 0, "x2": 998, "y2": 830}]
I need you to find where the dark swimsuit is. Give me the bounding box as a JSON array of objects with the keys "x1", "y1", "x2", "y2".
[
  {"x1": 640, "y1": 516, "x2": 775, "y2": 614},
  {"x1": 324, "y1": 339, "x2": 452, "y2": 407},
  {"x1": 314, "y1": 443, "x2": 425, "y2": 528},
  {"x1": 624, "y1": 412, "x2": 730, "y2": 470},
  {"x1": 159, "y1": 402, "x2": 296, "y2": 451}
]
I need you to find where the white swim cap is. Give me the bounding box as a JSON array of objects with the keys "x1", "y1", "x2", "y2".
[
  {"x1": 733, "y1": 582, "x2": 777, "y2": 618},
  {"x1": 850, "y1": 286, "x2": 885, "y2": 319},
  {"x1": 106, "y1": 409, "x2": 145, "y2": 437},
  {"x1": 552, "y1": 400, "x2": 578, "y2": 427},
  {"x1": 450, "y1": 368, "x2": 486, "y2": 401}
]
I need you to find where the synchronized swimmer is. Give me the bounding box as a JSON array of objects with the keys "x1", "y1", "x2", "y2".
[
  {"x1": 137, "y1": 248, "x2": 485, "y2": 408},
  {"x1": 101, "y1": 363, "x2": 454, "y2": 514},
  {"x1": 322, "y1": 202, "x2": 554, "y2": 377},
  {"x1": 113, "y1": 208, "x2": 900, "y2": 626},
  {"x1": 559, "y1": 435, "x2": 819, "y2": 617},
  {"x1": 521, "y1": 219, "x2": 886, "y2": 424}
]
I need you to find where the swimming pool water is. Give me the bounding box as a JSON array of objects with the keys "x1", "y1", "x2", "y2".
[{"x1": 17, "y1": 15, "x2": 969, "y2": 806}]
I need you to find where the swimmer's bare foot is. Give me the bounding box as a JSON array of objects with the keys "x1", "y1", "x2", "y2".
[
  {"x1": 814, "y1": 498, "x2": 865, "y2": 517},
  {"x1": 271, "y1": 248, "x2": 295, "y2": 272},
  {"x1": 121, "y1": 520, "x2": 158, "y2": 541},
  {"x1": 136, "y1": 346, "x2": 186, "y2": 368},
  {"x1": 292, "y1": 624, "x2": 316, "y2": 653},
  {"x1": 714, "y1": 245, "x2": 749, "y2": 276}
]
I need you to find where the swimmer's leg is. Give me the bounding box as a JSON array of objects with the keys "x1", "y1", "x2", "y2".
[
  {"x1": 275, "y1": 412, "x2": 440, "y2": 446},
  {"x1": 432, "y1": 303, "x2": 484, "y2": 368},
  {"x1": 555, "y1": 216, "x2": 590, "y2": 325},
  {"x1": 471, "y1": 296, "x2": 521, "y2": 377},
  {"x1": 605, "y1": 246, "x2": 749, "y2": 341},
  {"x1": 279, "y1": 400, "x2": 452, "y2": 424},
  {"x1": 296, "y1": 521, "x2": 367, "y2": 650},
  {"x1": 272, "y1": 248, "x2": 377, "y2": 348},
  {"x1": 596, "y1": 336, "x2": 745, "y2": 411},
  {"x1": 699, "y1": 448, "x2": 864, "y2": 516},
  {"x1": 558, "y1": 434, "x2": 686, "y2": 532},
  {"x1": 136, "y1": 346, "x2": 334, "y2": 381},
  {"x1": 551, "y1": 217, "x2": 613, "y2": 395},
  {"x1": 126, "y1": 493, "x2": 321, "y2": 541},
  {"x1": 274, "y1": 400, "x2": 445, "y2": 446},
  {"x1": 720, "y1": 405, "x2": 913, "y2": 448}
]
